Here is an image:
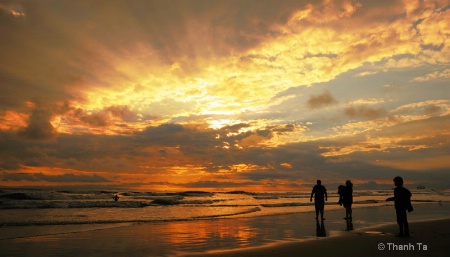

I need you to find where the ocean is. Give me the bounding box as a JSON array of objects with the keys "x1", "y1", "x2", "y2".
[
  {"x1": 1, "y1": 188, "x2": 449, "y2": 227},
  {"x1": 1, "y1": 188, "x2": 450, "y2": 256}
]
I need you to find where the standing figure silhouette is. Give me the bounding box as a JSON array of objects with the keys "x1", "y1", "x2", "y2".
[
  {"x1": 310, "y1": 180, "x2": 328, "y2": 220},
  {"x1": 342, "y1": 180, "x2": 353, "y2": 221},
  {"x1": 386, "y1": 176, "x2": 413, "y2": 237}
]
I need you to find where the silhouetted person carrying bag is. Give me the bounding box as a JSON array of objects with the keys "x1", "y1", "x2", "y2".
[
  {"x1": 310, "y1": 180, "x2": 327, "y2": 220},
  {"x1": 342, "y1": 180, "x2": 353, "y2": 221},
  {"x1": 386, "y1": 176, "x2": 413, "y2": 237}
]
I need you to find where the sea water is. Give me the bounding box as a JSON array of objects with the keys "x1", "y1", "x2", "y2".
[
  {"x1": 1, "y1": 188, "x2": 449, "y2": 228},
  {"x1": 1, "y1": 188, "x2": 450, "y2": 256}
]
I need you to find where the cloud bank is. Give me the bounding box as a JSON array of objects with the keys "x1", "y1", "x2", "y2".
[{"x1": 1, "y1": 0, "x2": 449, "y2": 190}]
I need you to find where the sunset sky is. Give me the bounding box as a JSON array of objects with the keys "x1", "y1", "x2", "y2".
[{"x1": 1, "y1": 0, "x2": 449, "y2": 191}]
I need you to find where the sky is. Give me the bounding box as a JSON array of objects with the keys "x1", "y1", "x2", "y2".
[{"x1": 0, "y1": 0, "x2": 449, "y2": 191}]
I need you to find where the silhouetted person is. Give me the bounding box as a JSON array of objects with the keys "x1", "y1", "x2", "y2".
[
  {"x1": 386, "y1": 176, "x2": 413, "y2": 237},
  {"x1": 316, "y1": 219, "x2": 326, "y2": 237},
  {"x1": 310, "y1": 180, "x2": 327, "y2": 220},
  {"x1": 342, "y1": 180, "x2": 353, "y2": 221},
  {"x1": 113, "y1": 194, "x2": 119, "y2": 202},
  {"x1": 337, "y1": 185, "x2": 345, "y2": 206}
]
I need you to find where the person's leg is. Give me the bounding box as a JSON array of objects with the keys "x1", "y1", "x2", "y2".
[
  {"x1": 320, "y1": 202, "x2": 325, "y2": 220},
  {"x1": 403, "y1": 213, "x2": 410, "y2": 236},
  {"x1": 396, "y1": 209, "x2": 408, "y2": 236},
  {"x1": 343, "y1": 203, "x2": 350, "y2": 219},
  {"x1": 315, "y1": 204, "x2": 319, "y2": 219},
  {"x1": 396, "y1": 210, "x2": 403, "y2": 235}
]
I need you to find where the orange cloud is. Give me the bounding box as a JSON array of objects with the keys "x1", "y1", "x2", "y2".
[
  {"x1": 372, "y1": 155, "x2": 450, "y2": 171},
  {"x1": 0, "y1": 111, "x2": 29, "y2": 131},
  {"x1": 1, "y1": 1, "x2": 449, "y2": 190}
]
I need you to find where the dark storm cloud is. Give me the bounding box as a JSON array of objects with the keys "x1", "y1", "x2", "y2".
[
  {"x1": 0, "y1": 121, "x2": 277, "y2": 172},
  {"x1": 16, "y1": 107, "x2": 57, "y2": 141},
  {"x1": 0, "y1": 130, "x2": 138, "y2": 172},
  {"x1": 13, "y1": 102, "x2": 139, "y2": 141},
  {"x1": 317, "y1": 114, "x2": 450, "y2": 176},
  {"x1": 2, "y1": 115, "x2": 450, "y2": 188},
  {"x1": 235, "y1": 137, "x2": 450, "y2": 188},
  {"x1": 0, "y1": 120, "x2": 305, "y2": 183},
  {"x1": 232, "y1": 115, "x2": 450, "y2": 187},
  {"x1": 139, "y1": 123, "x2": 214, "y2": 148},
  {"x1": 138, "y1": 122, "x2": 279, "y2": 151}
]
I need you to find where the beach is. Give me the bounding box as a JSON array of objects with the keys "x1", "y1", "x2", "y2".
[
  {"x1": 188, "y1": 218, "x2": 450, "y2": 257},
  {"x1": 1, "y1": 202, "x2": 449, "y2": 257}
]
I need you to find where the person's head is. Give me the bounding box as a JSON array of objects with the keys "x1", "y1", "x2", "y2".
[
  {"x1": 317, "y1": 180, "x2": 322, "y2": 185},
  {"x1": 346, "y1": 180, "x2": 353, "y2": 188},
  {"x1": 393, "y1": 176, "x2": 404, "y2": 186}
]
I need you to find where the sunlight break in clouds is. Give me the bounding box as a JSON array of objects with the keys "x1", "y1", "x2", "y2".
[{"x1": 0, "y1": 0, "x2": 449, "y2": 190}]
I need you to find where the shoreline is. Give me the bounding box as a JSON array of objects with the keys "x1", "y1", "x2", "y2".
[
  {"x1": 185, "y1": 218, "x2": 450, "y2": 257},
  {"x1": 1, "y1": 203, "x2": 449, "y2": 257}
]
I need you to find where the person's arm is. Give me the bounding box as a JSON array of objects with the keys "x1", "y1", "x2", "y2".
[
  {"x1": 310, "y1": 189, "x2": 314, "y2": 202},
  {"x1": 387, "y1": 187, "x2": 397, "y2": 201},
  {"x1": 325, "y1": 190, "x2": 328, "y2": 201}
]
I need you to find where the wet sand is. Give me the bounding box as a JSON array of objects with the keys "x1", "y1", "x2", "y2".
[
  {"x1": 186, "y1": 218, "x2": 450, "y2": 257},
  {"x1": 1, "y1": 203, "x2": 449, "y2": 257}
]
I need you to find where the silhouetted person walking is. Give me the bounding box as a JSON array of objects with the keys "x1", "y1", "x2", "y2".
[
  {"x1": 310, "y1": 180, "x2": 327, "y2": 220},
  {"x1": 386, "y1": 176, "x2": 413, "y2": 237}
]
